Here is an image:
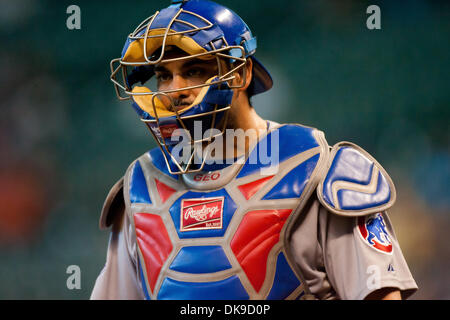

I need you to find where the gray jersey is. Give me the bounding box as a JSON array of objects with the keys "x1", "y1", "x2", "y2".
[
  {"x1": 90, "y1": 192, "x2": 417, "y2": 300},
  {"x1": 290, "y1": 198, "x2": 417, "y2": 299}
]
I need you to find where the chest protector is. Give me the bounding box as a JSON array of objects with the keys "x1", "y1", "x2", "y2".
[{"x1": 123, "y1": 124, "x2": 329, "y2": 299}]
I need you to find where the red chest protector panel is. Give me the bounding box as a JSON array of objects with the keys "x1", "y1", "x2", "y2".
[{"x1": 124, "y1": 124, "x2": 329, "y2": 299}]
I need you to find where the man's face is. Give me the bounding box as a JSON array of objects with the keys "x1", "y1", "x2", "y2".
[{"x1": 153, "y1": 49, "x2": 220, "y2": 112}]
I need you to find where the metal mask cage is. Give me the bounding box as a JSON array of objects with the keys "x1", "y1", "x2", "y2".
[
  {"x1": 142, "y1": 97, "x2": 231, "y2": 175},
  {"x1": 110, "y1": 46, "x2": 246, "y2": 100},
  {"x1": 110, "y1": 8, "x2": 248, "y2": 100},
  {"x1": 109, "y1": 8, "x2": 250, "y2": 175}
]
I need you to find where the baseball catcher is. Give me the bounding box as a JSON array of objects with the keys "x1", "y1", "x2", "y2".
[{"x1": 91, "y1": 0, "x2": 417, "y2": 300}]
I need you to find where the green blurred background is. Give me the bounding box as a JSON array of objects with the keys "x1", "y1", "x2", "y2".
[{"x1": 0, "y1": 0, "x2": 448, "y2": 299}]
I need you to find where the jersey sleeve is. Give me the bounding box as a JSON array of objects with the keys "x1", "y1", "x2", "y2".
[
  {"x1": 289, "y1": 199, "x2": 418, "y2": 300},
  {"x1": 90, "y1": 205, "x2": 145, "y2": 300}
]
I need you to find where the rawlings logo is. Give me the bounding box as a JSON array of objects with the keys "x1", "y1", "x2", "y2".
[
  {"x1": 358, "y1": 212, "x2": 393, "y2": 254},
  {"x1": 184, "y1": 205, "x2": 219, "y2": 221},
  {"x1": 180, "y1": 197, "x2": 224, "y2": 232}
]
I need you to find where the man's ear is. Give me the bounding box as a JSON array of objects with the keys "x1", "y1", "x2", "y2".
[
  {"x1": 243, "y1": 58, "x2": 253, "y2": 91},
  {"x1": 233, "y1": 58, "x2": 253, "y2": 91}
]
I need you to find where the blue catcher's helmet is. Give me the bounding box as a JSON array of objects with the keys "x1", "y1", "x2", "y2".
[{"x1": 110, "y1": 0, "x2": 273, "y2": 174}]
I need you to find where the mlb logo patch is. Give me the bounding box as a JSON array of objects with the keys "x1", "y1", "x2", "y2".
[
  {"x1": 180, "y1": 197, "x2": 224, "y2": 232},
  {"x1": 358, "y1": 212, "x2": 393, "y2": 254}
]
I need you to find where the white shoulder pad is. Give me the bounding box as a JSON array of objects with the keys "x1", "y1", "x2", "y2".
[
  {"x1": 317, "y1": 142, "x2": 396, "y2": 217},
  {"x1": 99, "y1": 177, "x2": 124, "y2": 230}
]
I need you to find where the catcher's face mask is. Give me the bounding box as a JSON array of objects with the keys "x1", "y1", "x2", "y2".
[{"x1": 110, "y1": 0, "x2": 273, "y2": 174}]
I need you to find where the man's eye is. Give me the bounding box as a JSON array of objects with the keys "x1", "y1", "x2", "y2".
[
  {"x1": 156, "y1": 73, "x2": 171, "y2": 82},
  {"x1": 186, "y1": 68, "x2": 204, "y2": 78}
]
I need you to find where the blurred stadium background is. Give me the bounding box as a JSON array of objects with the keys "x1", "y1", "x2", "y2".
[{"x1": 0, "y1": 0, "x2": 448, "y2": 299}]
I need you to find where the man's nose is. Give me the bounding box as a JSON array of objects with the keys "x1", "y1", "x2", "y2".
[{"x1": 168, "y1": 74, "x2": 190, "y2": 100}]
